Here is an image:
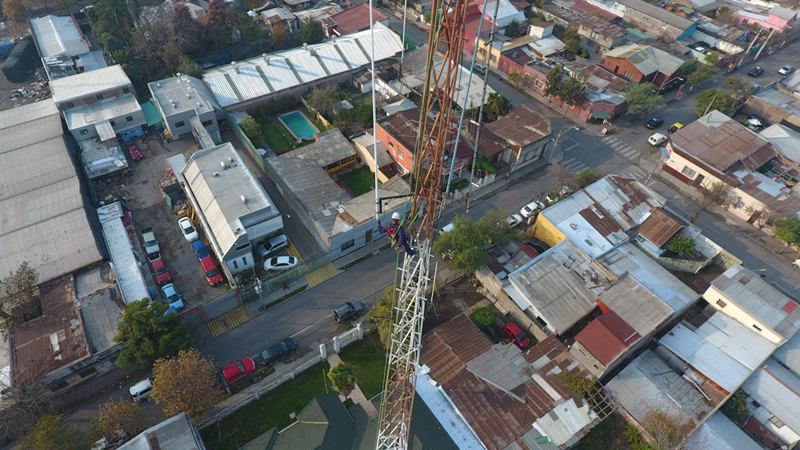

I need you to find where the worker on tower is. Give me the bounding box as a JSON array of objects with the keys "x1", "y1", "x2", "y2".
[{"x1": 378, "y1": 212, "x2": 415, "y2": 256}]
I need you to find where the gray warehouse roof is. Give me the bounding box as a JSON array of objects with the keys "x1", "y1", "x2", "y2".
[
  {"x1": 0, "y1": 99, "x2": 104, "y2": 284},
  {"x1": 614, "y1": 0, "x2": 695, "y2": 30},
  {"x1": 30, "y1": 15, "x2": 89, "y2": 58},
  {"x1": 286, "y1": 128, "x2": 355, "y2": 168},
  {"x1": 148, "y1": 74, "x2": 220, "y2": 118}
]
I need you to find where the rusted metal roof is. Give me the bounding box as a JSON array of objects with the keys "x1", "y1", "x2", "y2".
[
  {"x1": 485, "y1": 105, "x2": 550, "y2": 149},
  {"x1": 574, "y1": 311, "x2": 640, "y2": 366},
  {"x1": 420, "y1": 314, "x2": 492, "y2": 385},
  {"x1": 638, "y1": 208, "x2": 683, "y2": 248}
]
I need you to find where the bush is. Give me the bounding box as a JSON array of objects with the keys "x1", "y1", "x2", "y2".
[
  {"x1": 469, "y1": 306, "x2": 495, "y2": 329},
  {"x1": 327, "y1": 361, "x2": 357, "y2": 394},
  {"x1": 720, "y1": 389, "x2": 749, "y2": 421},
  {"x1": 668, "y1": 235, "x2": 695, "y2": 258}
]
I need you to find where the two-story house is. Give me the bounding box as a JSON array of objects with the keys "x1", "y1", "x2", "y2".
[
  {"x1": 735, "y1": 5, "x2": 797, "y2": 34},
  {"x1": 148, "y1": 73, "x2": 225, "y2": 145},
  {"x1": 261, "y1": 7, "x2": 301, "y2": 34},
  {"x1": 576, "y1": 14, "x2": 628, "y2": 54},
  {"x1": 603, "y1": 43, "x2": 694, "y2": 85}
]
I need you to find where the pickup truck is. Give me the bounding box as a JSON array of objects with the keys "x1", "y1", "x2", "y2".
[{"x1": 140, "y1": 227, "x2": 160, "y2": 261}]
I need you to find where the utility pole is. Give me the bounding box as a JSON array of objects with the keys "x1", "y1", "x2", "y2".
[
  {"x1": 735, "y1": 30, "x2": 762, "y2": 69},
  {"x1": 753, "y1": 27, "x2": 776, "y2": 62},
  {"x1": 702, "y1": 90, "x2": 719, "y2": 117},
  {"x1": 547, "y1": 127, "x2": 579, "y2": 165}
]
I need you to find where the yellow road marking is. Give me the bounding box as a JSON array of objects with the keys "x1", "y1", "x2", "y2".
[
  {"x1": 207, "y1": 307, "x2": 248, "y2": 337},
  {"x1": 305, "y1": 263, "x2": 339, "y2": 288}
]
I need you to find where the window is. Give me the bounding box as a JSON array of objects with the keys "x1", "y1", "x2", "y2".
[
  {"x1": 66, "y1": 101, "x2": 75, "y2": 108},
  {"x1": 123, "y1": 87, "x2": 130, "y2": 94},
  {"x1": 95, "y1": 94, "x2": 104, "y2": 101},
  {"x1": 490, "y1": 55, "x2": 497, "y2": 62},
  {"x1": 681, "y1": 166, "x2": 697, "y2": 178},
  {"x1": 110, "y1": 120, "x2": 116, "y2": 127},
  {"x1": 769, "y1": 416, "x2": 786, "y2": 428},
  {"x1": 389, "y1": 141, "x2": 394, "y2": 148},
  {"x1": 80, "y1": 129, "x2": 89, "y2": 135},
  {"x1": 243, "y1": 256, "x2": 248, "y2": 266},
  {"x1": 534, "y1": 79, "x2": 545, "y2": 89},
  {"x1": 752, "y1": 324, "x2": 762, "y2": 332},
  {"x1": 398, "y1": 151, "x2": 404, "y2": 160},
  {"x1": 233, "y1": 260, "x2": 238, "y2": 270},
  {"x1": 341, "y1": 239, "x2": 355, "y2": 251},
  {"x1": 175, "y1": 121, "x2": 186, "y2": 128},
  {"x1": 502, "y1": 62, "x2": 507, "y2": 68},
  {"x1": 235, "y1": 242, "x2": 251, "y2": 251},
  {"x1": 716, "y1": 299, "x2": 726, "y2": 308},
  {"x1": 202, "y1": 120, "x2": 213, "y2": 127},
  {"x1": 735, "y1": 200, "x2": 745, "y2": 209},
  {"x1": 126, "y1": 116, "x2": 133, "y2": 122},
  {"x1": 524, "y1": 73, "x2": 532, "y2": 82},
  {"x1": 624, "y1": 71, "x2": 633, "y2": 79}
]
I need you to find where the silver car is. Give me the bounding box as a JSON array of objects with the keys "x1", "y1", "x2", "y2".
[{"x1": 257, "y1": 234, "x2": 289, "y2": 258}]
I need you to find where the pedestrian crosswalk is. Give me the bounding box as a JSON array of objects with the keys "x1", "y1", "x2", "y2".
[
  {"x1": 305, "y1": 263, "x2": 339, "y2": 287},
  {"x1": 618, "y1": 166, "x2": 650, "y2": 183},
  {"x1": 601, "y1": 136, "x2": 643, "y2": 161},
  {"x1": 560, "y1": 157, "x2": 589, "y2": 173}
]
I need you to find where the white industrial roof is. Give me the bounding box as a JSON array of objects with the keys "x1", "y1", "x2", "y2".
[
  {"x1": 0, "y1": 100, "x2": 104, "y2": 284},
  {"x1": 148, "y1": 74, "x2": 219, "y2": 118},
  {"x1": 685, "y1": 411, "x2": 763, "y2": 450},
  {"x1": 30, "y1": 15, "x2": 89, "y2": 58},
  {"x1": 760, "y1": 124, "x2": 800, "y2": 166},
  {"x1": 51, "y1": 65, "x2": 132, "y2": 105},
  {"x1": 742, "y1": 358, "x2": 800, "y2": 435},
  {"x1": 182, "y1": 143, "x2": 277, "y2": 256},
  {"x1": 97, "y1": 203, "x2": 149, "y2": 304},
  {"x1": 415, "y1": 366, "x2": 485, "y2": 450},
  {"x1": 202, "y1": 23, "x2": 403, "y2": 108},
  {"x1": 660, "y1": 312, "x2": 777, "y2": 393},
  {"x1": 63, "y1": 94, "x2": 143, "y2": 131}
]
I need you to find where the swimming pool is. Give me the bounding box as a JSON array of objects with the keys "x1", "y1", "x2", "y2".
[{"x1": 278, "y1": 111, "x2": 319, "y2": 141}]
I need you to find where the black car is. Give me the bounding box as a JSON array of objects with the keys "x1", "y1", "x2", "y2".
[
  {"x1": 258, "y1": 338, "x2": 297, "y2": 365},
  {"x1": 527, "y1": 238, "x2": 551, "y2": 254},
  {"x1": 645, "y1": 117, "x2": 664, "y2": 129},
  {"x1": 655, "y1": 77, "x2": 685, "y2": 95},
  {"x1": 333, "y1": 301, "x2": 365, "y2": 324},
  {"x1": 747, "y1": 66, "x2": 764, "y2": 77}
]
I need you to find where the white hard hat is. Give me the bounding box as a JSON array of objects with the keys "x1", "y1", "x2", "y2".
[{"x1": 392, "y1": 212, "x2": 401, "y2": 220}]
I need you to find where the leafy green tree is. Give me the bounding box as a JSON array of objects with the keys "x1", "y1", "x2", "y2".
[
  {"x1": 97, "y1": 32, "x2": 126, "y2": 54},
  {"x1": 300, "y1": 18, "x2": 324, "y2": 44},
  {"x1": 575, "y1": 168, "x2": 604, "y2": 189},
  {"x1": 433, "y1": 215, "x2": 491, "y2": 273},
  {"x1": 507, "y1": 71, "x2": 523, "y2": 89},
  {"x1": 368, "y1": 286, "x2": 395, "y2": 348},
  {"x1": 151, "y1": 349, "x2": 219, "y2": 420},
  {"x1": 0, "y1": 262, "x2": 40, "y2": 331},
  {"x1": 544, "y1": 64, "x2": 565, "y2": 103},
  {"x1": 774, "y1": 215, "x2": 800, "y2": 245},
  {"x1": 559, "y1": 73, "x2": 585, "y2": 115},
  {"x1": 705, "y1": 50, "x2": 722, "y2": 66},
  {"x1": 484, "y1": 92, "x2": 511, "y2": 121},
  {"x1": 668, "y1": 235, "x2": 696, "y2": 258},
  {"x1": 476, "y1": 209, "x2": 523, "y2": 245},
  {"x1": 113, "y1": 298, "x2": 193, "y2": 369},
  {"x1": 505, "y1": 19, "x2": 523, "y2": 38},
  {"x1": 423, "y1": 9, "x2": 432, "y2": 24},
  {"x1": 94, "y1": 398, "x2": 144, "y2": 444},
  {"x1": 176, "y1": 55, "x2": 203, "y2": 78},
  {"x1": 625, "y1": 82, "x2": 662, "y2": 116},
  {"x1": 22, "y1": 415, "x2": 85, "y2": 450},
  {"x1": 686, "y1": 63, "x2": 718, "y2": 90},
  {"x1": 563, "y1": 28, "x2": 582, "y2": 54},
  {"x1": 469, "y1": 306, "x2": 495, "y2": 329},
  {"x1": 241, "y1": 117, "x2": 264, "y2": 146},
  {"x1": 307, "y1": 86, "x2": 338, "y2": 119},
  {"x1": 327, "y1": 361, "x2": 357, "y2": 394},
  {"x1": 695, "y1": 89, "x2": 731, "y2": 116},
  {"x1": 720, "y1": 390, "x2": 749, "y2": 421},
  {"x1": 723, "y1": 75, "x2": 756, "y2": 106}
]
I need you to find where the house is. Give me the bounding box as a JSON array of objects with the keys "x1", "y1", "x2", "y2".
[
  {"x1": 29, "y1": 15, "x2": 107, "y2": 80},
  {"x1": 745, "y1": 86, "x2": 800, "y2": 129},
  {"x1": 735, "y1": 5, "x2": 797, "y2": 34},
  {"x1": 352, "y1": 132, "x2": 394, "y2": 182},
  {"x1": 419, "y1": 315, "x2": 605, "y2": 449},
  {"x1": 320, "y1": 3, "x2": 388, "y2": 38},
  {"x1": 478, "y1": 33, "x2": 565, "y2": 70},
  {"x1": 608, "y1": 0, "x2": 698, "y2": 39},
  {"x1": 285, "y1": 128, "x2": 356, "y2": 174},
  {"x1": 550, "y1": 0, "x2": 619, "y2": 21},
  {"x1": 603, "y1": 43, "x2": 694, "y2": 85},
  {"x1": 664, "y1": 110, "x2": 800, "y2": 224},
  {"x1": 760, "y1": 124, "x2": 800, "y2": 168},
  {"x1": 0, "y1": 100, "x2": 105, "y2": 285},
  {"x1": 182, "y1": 143, "x2": 284, "y2": 276},
  {"x1": 260, "y1": 7, "x2": 301, "y2": 33},
  {"x1": 576, "y1": 14, "x2": 628, "y2": 54},
  {"x1": 148, "y1": 74, "x2": 224, "y2": 145},
  {"x1": 117, "y1": 413, "x2": 205, "y2": 450},
  {"x1": 471, "y1": 0, "x2": 526, "y2": 29},
  {"x1": 673, "y1": 0, "x2": 719, "y2": 15},
  {"x1": 475, "y1": 105, "x2": 551, "y2": 170},
  {"x1": 202, "y1": 24, "x2": 403, "y2": 112},
  {"x1": 279, "y1": 0, "x2": 314, "y2": 11},
  {"x1": 51, "y1": 65, "x2": 146, "y2": 143},
  {"x1": 693, "y1": 19, "x2": 748, "y2": 55}
]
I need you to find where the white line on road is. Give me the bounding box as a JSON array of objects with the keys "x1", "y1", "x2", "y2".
[{"x1": 290, "y1": 314, "x2": 333, "y2": 338}]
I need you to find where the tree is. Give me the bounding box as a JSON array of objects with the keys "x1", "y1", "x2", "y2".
[
  {"x1": 774, "y1": 215, "x2": 800, "y2": 246},
  {"x1": 0, "y1": 262, "x2": 40, "y2": 331},
  {"x1": 625, "y1": 82, "x2": 662, "y2": 116},
  {"x1": 549, "y1": 163, "x2": 577, "y2": 192},
  {"x1": 563, "y1": 29, "x2": 582, "y2": 54},
  {"x1": 484, "y1": 92, "x2": 511, "y2": 121},
  {"x1": 507, "y1": 71, "x2": 523, "y2": 89},
  {"x1": 695, "y1": 89, "x2": 731, "y2": 116},
  {"x1": 705, "y1": 50, "x2": 722, "y2": 67},
  {"x1": 92, "y1": 0, "x2": 133, "y2": 36},
  {"x1": 690, "y1": 181, "x2": 735, "y2": 222},
  {"x1": 241, "y1": 116, "x2": 264, "y2": 145},
  {"x1": 720, "y1": 389, "x2": 749, "y2": 422},
  {"x1": 171, "y1": 3, "x2": 205, "y2": 55},
  {"x1": 640, "y1": 410, "x2": 695, "y2": 450},
  {"x1": 433, "y1": 215, "x2": 491, "y2": 273},
  {"x1": 476, "y1": 209, "x2": 524, "y2": 245},
  {"x1": 0, "y1": 358, "x2": 54, "y2": 441},
  {"x1": 544, "y1": 64, "x2": 565, "y2": 104},
  {"x1": 300, "y1": 18, "x2": 324, "y2": 44},
  {"x1": 21, "y1": 415, "x2": 84, "y2": 450},
  {"x1": 745, "y1": 205, "x2": 780, "y2": 236},
  {"x1": 668, "y1": 235, "x2": 696, "y2": 258},
  {"x1": 717, "y1": 6, "x2": 735, "y2": 24},
  {"x1": 723, "y1": 75, "x2": 756, "y2": 106},
  {"x1": 575, "y1": 168, "x2": 604, "y2": 189},
  {"x1": 686, "y1": 63, "x2": 718, "y2": 90},
  {"x1": 368, "y1": 286, "x2": 395, "y2": 348},
  {"x1": 469, "y1": 305, "x2": 495, "y2": 329},
  {"x1": 205, "y1": 0, "x2": 244, "y2": 49},
  {"x1": 327, "y1": 362, "x2": 357, "y2": 394},
  {"x1": 151, "y1": 349, "x2": 219, "y2": 421},
  {"x1": 560, "y1": 73, "x2": 585, "y2": 116},
  {"x1": 2, "y1": 0, "x2": 28, "y2": 22},
  {"x1": 272, "y1": 23, "x2": 287, "y2": 44},
  {"x1": 94, "y1": 398, "x2": 144, "y2": 444},
  {"x1": 176, "y1": 55, "x2": 203, "y2": 78},
  {"x1": 307, "y1": 86, "x2": 338, "y2": 119},
  {"x1": 113, "y1": 298, "x2": 193, "y2": 369},
  {"x1": 422, "y1": 9, "x2": 432, "y2": 24},
  {"x1": 505, "y1": 19, "x2": 523, "y2": 38}
]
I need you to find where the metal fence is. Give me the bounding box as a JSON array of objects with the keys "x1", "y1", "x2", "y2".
[{"x1": 236, "y1": 251, "x2": 333, "y2": 304}]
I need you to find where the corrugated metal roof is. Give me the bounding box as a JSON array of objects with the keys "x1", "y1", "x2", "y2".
[
  {"x1": 575, "y1": 310, "x2": 640, "y2": 365},
  {"x1": 415, "y1": 367, "x2": 486, "y2": 449},
  {"x1": 97, "y1": 203, "x2": 148, "y2": 304},
  {"x1": 614, "y1": 0, "x2": 694, "y2": 30},
  {"x1": 660, "y1": 312, "x2": 777, "y2": 393},
  {"x1": 533, "y1": 398, "x2": 596, "y2": 446},
  {"x1": 527, "y1": 36, "x2": 567, "y2": 57},
  {"x1": 30, "y1": 15, "x2": 89, "y2": 58},
  {"x1": 203, "y1": 23, "x2": 403, "y2": 108},
  {"x1": 708, "y1": 264, "x2": 800, "y2": 339},
  {"x1": 603, "y1": 43, "x2": 686, "y2": 76},
  {"x1": 637, "y1": 208, "x2": 683, "y2": 248},
  {"x1": 686, "y1": 411, "x2": 764, "y2": 450},
  {"x1": 521, "y1": 428, "x2": 559, "y2": 450},
  {"x1": 479, "y1": 0, "x2": 526, "y2": 27},
  {"x1": 742, "y1": 358, "x2": 800, "y2": 434},
  {"x1": 51, "y1": 65, "x2": 132, "y2": 105},
  {"x1": 287, "y1": 128, "x2": 355, "y2": 167},
  {"x1": 420, "y1": 314, "x2": 493, "y2": 385},
  {"x1": 760, "y1": 124, "x2": 800, "y2": 166},
  {"x1": 117, "y1": 413, "x2": 203, "y2": 450},
  {"x1": 771, "y1": 330, "x2": 800, "y2": 377},
  {"x1": 597, "y1": 274, "x2": 673, "y2": 336},
  {"x1": 770, "y1": 5, "x2": 797, "y2": 20}
]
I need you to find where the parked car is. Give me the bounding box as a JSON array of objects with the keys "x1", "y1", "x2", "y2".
[
  {"x1": 648, "y1": 133, "x2": 668, "y2": 146},
  {"x1": 258, "y1": 338, "x2": 297, "y2": 365},
  {"x1": 127, "y1": 144, "x2": 143, "y2": 161},
  {"x1": 779, "y1": 65, "x2": 795, "y2": 76},
  {"x1": 151, "y1": 258, "x2": 171, "y2": 285},
  {"x1": 140, "y1": 227, "x2": 160, "y2": 262},
  {"x1": 668, "y1": 122, "x2": 684, "y2": 134},
  {"x1": 221, "y1": 358, "x2": 256, "y2": 385},
  {"x1": 199, "y1": 255, "x2": 223, "y2": 286},
  {"x1": 645, "y1": 117, "x2": 664, "y2": 129},
  {"x1": 129, "y1": 378, "x2": 152, "y2": 402},
  {"x1": 503, "y1": 322, "x2": 530, "y2": 349},
  {"x1": 264, "y1": 256, "x2": 298, "y2": 272},
  {"x1": 520, "y1": 200, "x2": 545, "y2": 218},
  {"x1": 506, "y1": 214, "x2": 523, "y2": 227},
  {"x1": 257, "y1": 234, "x2": 289, "y2": 258},
  {"x1": 694, "y1": 46, "x2": 707, "y2": 54},
  {"x1": 474, "y1": 64, "x2": 486, "y2": 75},
  {"x1": 440, "y1": 223, "x2": 455, "y2": 233},
  {"x1": 747, "y1": 66, "x2": 764, "y2": 77},
  {"x1": 178, "y1": 217, "x2": 198, "y2": 242},
  {"x1": 747, "y1": 114, "x2": 765, "y2": 130},
  {"x1": 161, "y1": 283, "x2": 184, "y2": 311},
  {"x1": 527, "y1": 238, "x2": 550, "y2": 254},
  {"x1": 192, "y1": 240, "x2": 209, "y2": 259},
  {"x1": 333, "y1": 301, "x2": 365, "y2": 323}
]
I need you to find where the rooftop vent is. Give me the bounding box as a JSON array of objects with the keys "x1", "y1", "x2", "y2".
[
  {"x1": 228, "y1": 156, "x2": 234, "y2": 164},
  {"x1": 220, "y1": 161, "x2": 227, "y2": 170},
  {"x1": 303, "y1": 43, "x2": 308, "y2": 51},
  {"x1": 240, "y1": 195, "x2": 247, "y2": 204},
  {"x1": 156, "y1": 82, "x2": 161, "y2": 87},
  {"x1": 170, "y1": 101, "x2": 177, "y2": 108},
  {"x1": 332, "y1": 36, "x2": 336, "y2": 43},
  {"x1": 232, "y1": 61, "x2": 239, "y2": 73},
  {"x1": 186, "y1": 93, "x2": 191, "y2": 99},
  {"x1": 212, "y1": 172, "x2": 219, "y2": 177},
  {"x1": 69, "y1": 319, "x2": 80, "y2": 331},
  {"x1": 197, "y1": 102, "x2": 201, "y2": 107}
]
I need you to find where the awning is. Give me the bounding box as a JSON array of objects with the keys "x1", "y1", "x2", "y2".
[
  {"x1": 141, "y1": 100, "x2": 162, "y2": 127},
  {"x1": 95, "y1": 120, "x2": 116, "y2": 141},
  {"x1": 591, "y1": 111, "x2": 611, "y2": 119}
]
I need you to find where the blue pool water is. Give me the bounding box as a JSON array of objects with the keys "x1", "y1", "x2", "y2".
[{"x1": 280, "y1": 111, "x2": 318, "y2": 140}]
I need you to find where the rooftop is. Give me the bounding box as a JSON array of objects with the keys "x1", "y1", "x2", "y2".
[
  {"x1": 551, "y1": 0, "x2": 618, "y2": 20},
  {"x1": 574, "y1": 310, "x2": 640, "y2": 366},
  {"x1": 424, "y1": 60, "x2": 495, "y2": 109},
  {"x1": 742, "y1": 358, "x2": 800, "y2": 435},
  {"x1": 484, "y1": 105, "x2": 550, "y2": 148},
  {"x1": 604, "y1": 43, "x2": 688, "y2": 77},
  {"x1": 333, "y1": 176, "x2": 409, "y2": 234},
  {"x1": 79, "y1": 139, "x2": 127, "y2": 178},
  {"x1": 30, "y1": 15, "x2": 89, "y2": 58},
  {"x1": 261, "y1": 6, "x2": 296, "y2": 22},
  {"x1": 148, "y1": 74, "x2": 219, "y2": 117},
  {"x1": 0, "y1": 100, "x2": 104, "y2": 284},
  {"x1": 50, "y1": 65, "x2": 132, "y2": 105},
  {"x1": 752, "y1": 86, "x2": 800, "y2": 118},
  {"x1": 577, "y1": 14, "x2": 628, "y2": 39},
  {"x1": 202, "y1": 23, "x2": 403, "y2": 109},
  {"x1": 771, "y1": 328, "x2": 800, "y2": 376},
  {"x1": 327, "y1": 3, "x2": 388, "y2": 36},
  {"x1": 706, "y1": 264, "x2": 800, "y2": 340},
  {"x1": 686, "y1": 411, "x2": 764, "y2": 450},
  {"x1": 285, "y1": 128, "x2": 355, "y2": 168},
  {"x1": 63, "y1": 94, "x2": 143, "y2": 131},
  {"x1": 97, "y1": 203, "x2": 149, "y2": 305},
  {"x1": 117, "y1": 413, "x2": 203, "y2": 450},
  {"x1": 615, "y1": 0, "x2": 695, "y2": 30},
  {"x1": 637, "y1": 208, "x2": 683, "y2": 248},
  {"x1": 597, "y1": 274, "x2": 674, "y2": 336},
  {"x1": 74, "y1": 264, "x2": 123, "y2": 354},
  {"x1": 419, "y1": 314, "x2": 493, "y2": 385},
  {"x1": 352, "y1": 132, "x2": 394, "y2": 167},
  {"x1": 527, "y1": 35, "x2": 567, "y2": 57},
  {"x1": 760, "y1": 124, "x2": 800, "y2": 166},
  {"x1": 378, "y1": 109, "x2": 421, "y2": 153}
]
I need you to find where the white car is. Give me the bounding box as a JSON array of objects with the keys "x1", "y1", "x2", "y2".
[
  {"x1": 648, "y1": 133, "x2": 668, "y2": 146},
  {"x1": 506, "y1": 214, "x2": 523, "y2": 227},
  {"x1": 779, "y1": 65, "x2": 795, "y2": 76},
  {"x1": 178, "y1": 217, "x2": 198, "y2": 242},
  {"x1": 264, "y1": 256, "x2": 298, "y2": 271},
  {"x1": 520, "y1": 201, "x2": 545, "y2": 218}
]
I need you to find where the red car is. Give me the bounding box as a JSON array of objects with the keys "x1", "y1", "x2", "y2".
[
  {"x1": 128, "y1": 144, "x2": 143, "y2": 161},
  {"x1": 151, "y1": 258, "x2": 171, "y2": 285},
  {"x1": 221, "y1": 358, "x2": 256, "y2": 385},
  {"x1": 503, "y1": 322, "x2": 530, "y2": 349},
  {"x1": 200, "y1": 255, "x2": 223, "y2": 286}
]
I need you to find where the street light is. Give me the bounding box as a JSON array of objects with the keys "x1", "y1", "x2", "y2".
[
  {"x1": 255, "y1": 278, "x2": 265, "y2": 311},
  {"x1": 547, "y1": 126, "x2": 580, "y2": 165}
]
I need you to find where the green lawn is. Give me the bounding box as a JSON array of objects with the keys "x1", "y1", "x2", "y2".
[
  {"x1": 262, "y1": 117, "x2": 295, "y2": 154},
  {"x1": 338, "y1": 166, "x2": 379, "y2": 197},
  {"x1": 338, "y1": 331, "x2": 388, "y2": 399},
  {"x1": 200, "y1": 361, "x2": 331, "y2": 450}
]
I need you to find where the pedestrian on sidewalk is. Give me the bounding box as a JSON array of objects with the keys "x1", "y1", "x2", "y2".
[
  {"x1": 282, "y1": 282, "x2": 289, "y2": 290},
  {"x1": 505, "y1": 171, "x2": 510, "y2": 180}
]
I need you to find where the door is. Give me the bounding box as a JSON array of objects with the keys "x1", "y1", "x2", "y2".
[{"x1": 365, "y1": 229, "x2": 372, "y2": 244}]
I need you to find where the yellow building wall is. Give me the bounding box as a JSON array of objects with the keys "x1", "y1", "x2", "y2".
[{"x1": 531, "y1": 214, "x2": 567, "y2": 248}]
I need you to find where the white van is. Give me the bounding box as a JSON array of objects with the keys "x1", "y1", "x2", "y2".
[{"x1": 129, "y1": 378, "x2": 152, "y2": 402}]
